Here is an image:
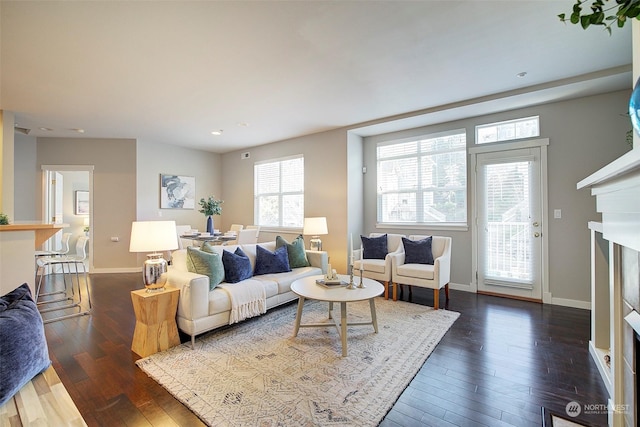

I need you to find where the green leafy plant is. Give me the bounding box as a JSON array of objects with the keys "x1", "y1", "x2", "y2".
[
  {"x1": 198, "y1": 196, "x2": 223, "y2": 217},
  {"x1": 0, "y1": 213, "x2": 9, "y2": 225},
  {"x1": 558, "y1": 0, "x2": 640, "y2": 34}
]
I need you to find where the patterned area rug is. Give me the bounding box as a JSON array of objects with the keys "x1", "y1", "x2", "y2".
[{"x1": 137, "y1": 298, "x2": 459, "y2": 427}]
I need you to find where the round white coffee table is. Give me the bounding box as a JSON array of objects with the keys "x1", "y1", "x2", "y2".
[{"x1": 291, "y1": 274, "x2": 384, "y2": 357}]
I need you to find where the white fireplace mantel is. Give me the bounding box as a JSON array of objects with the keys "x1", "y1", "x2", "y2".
[{"x1": 579, "y1": 146, "x2": 640, "y2": 427}]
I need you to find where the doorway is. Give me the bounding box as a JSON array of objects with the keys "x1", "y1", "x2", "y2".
[
  {"x1": 42, "y1": 165, "x2": 94, "y2": 272},
  {"x1": 471, "y1": 140, "x2": 548, "y2": 302}
]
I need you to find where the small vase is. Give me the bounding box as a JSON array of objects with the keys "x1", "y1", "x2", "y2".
[
  {"x1": 206, "y1": 216, "x2": 213, "y2": 234},
  {"x1": 629, "y1": 76, "x2": 640, "y2": 138}
]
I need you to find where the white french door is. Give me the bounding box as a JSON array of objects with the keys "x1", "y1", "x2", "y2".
[{"x1": 476, "y1": 147, "x2": 543, "y2": 300}]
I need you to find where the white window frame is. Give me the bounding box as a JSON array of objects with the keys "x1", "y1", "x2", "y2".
[
  {"x1": 376, "y1": 129, "x2": 468, "y2": 231},
  {"x1": 254, "y1": 155, "x2": 304, "y2": 230},
  {"x1": 475, "y1": 116, "x2": 540, "y2": 145}
]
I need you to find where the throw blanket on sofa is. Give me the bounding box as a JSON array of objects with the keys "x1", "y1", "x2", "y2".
[{"x1": 219, "y1": 282, "x2": 267, "y2": 325}]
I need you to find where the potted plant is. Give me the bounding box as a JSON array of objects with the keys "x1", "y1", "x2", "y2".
[
  {"x1": 198, "y1": 196, "x2": 223, "y2": 234},
  {"x1": 0, "y1": 213, "x2": 9, "y2": 225}
]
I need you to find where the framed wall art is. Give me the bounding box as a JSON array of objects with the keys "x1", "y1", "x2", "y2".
[
  {"x1": 75, "y1": 190, "x2": 90, "y2": 215},
  {"x1": 160, "y1": 174, "x2": 195, "y2": 209}
]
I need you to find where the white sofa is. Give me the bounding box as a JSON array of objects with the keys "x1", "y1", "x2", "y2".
[{"x1": 164, "y1": 241, "x2": 328, "y2": 347}]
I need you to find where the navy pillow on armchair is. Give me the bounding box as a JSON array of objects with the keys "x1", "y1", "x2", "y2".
[
  {"x1": 0, "y1": 283, "x2": 51, "y2": 406},
  {"x1": 402, "y1": 236, "x2": 434, "y2": 265},
  {"x1": 361, "y1": 234, "x2": 388, "y2": 259}
]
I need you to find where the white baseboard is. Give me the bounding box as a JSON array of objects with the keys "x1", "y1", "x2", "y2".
[
  {"x1": 550, "y1": 296, "x2": 591, "y2": 310},
  {"x1": 90, "y1": 267, "x2": 141, "y2": 274},
  {"x1": 449, "y1": 282, "x2": 475, "y2": 292}
]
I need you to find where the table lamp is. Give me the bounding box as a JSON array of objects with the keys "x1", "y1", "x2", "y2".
[
  {"x1": 303, "y1": 217, "x2": 328, "y2": 251},
  {"x1": 129, "y1": 220, "x2": 179, "y2": 292}
]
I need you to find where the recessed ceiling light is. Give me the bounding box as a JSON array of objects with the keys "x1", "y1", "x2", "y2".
[
  {"x1": 516, "y1": 71, "x2": 527, "y2": 78},
  {"x1": 39, "y1": 127, "x2": 53, "y2": 131},
  {"x1": 237, "y1": 122, "x2": 249, "y2": 127},
  {"x1": 71, "y1": 128, "x2": 85, "y2": 133},
  {"x1": 211, "y1": 130, "x2": 223, "y2": 136}
]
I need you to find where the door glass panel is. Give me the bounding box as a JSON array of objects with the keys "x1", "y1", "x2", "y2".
[{"x1": 483, "y1": 161, "x2": 532, "y2": 284}]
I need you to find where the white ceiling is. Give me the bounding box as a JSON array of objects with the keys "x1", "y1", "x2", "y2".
[{"x1": 0, "y1": 1, "x2": 633, "y2": 153}]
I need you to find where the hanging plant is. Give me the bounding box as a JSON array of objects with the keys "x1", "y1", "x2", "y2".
[
  {"x1": 558, "y1": 0, "x2": 640, "y2": 34},
  {"x1": 198, "y1": 196, "x2": 223, "y2": 217}
]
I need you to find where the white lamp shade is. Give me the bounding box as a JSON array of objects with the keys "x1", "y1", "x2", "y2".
[
  {"x1": 303, "y1": 217, "x2": 328, "y2": 236},
  {"x1": 129, "y1": 220, "x2": 179, "y2": 253}
]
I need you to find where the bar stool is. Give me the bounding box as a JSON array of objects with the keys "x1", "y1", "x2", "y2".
[{"x1": 35, "y1": 236, "x2": 91, "y2": 323}]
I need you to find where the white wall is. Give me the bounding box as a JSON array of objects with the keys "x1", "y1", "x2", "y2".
[{"x1": 60, "y1": 170, "x2": 89, "y2": 254}]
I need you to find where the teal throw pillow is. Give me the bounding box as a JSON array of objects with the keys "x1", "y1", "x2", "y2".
[
  {"x1": 255, "y1": 245, "x2": 291, "y2": 275},
  {"x1": 186, "y1": 246, "x2": 224, "y2": 290},
  {"x1": 276, "y1": 235, "x2": 310, "y2": 268},
  {"x1": 222, "y1": 247, "x2": 253, "y2": 283}
]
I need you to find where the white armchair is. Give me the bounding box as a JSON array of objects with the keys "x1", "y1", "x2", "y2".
[
  {"x1": 353, "y1": 233, "x2": 405, "y2": 299},
  {"x1": 390, "y1": 235, "x2": 451, "y2": 309}
]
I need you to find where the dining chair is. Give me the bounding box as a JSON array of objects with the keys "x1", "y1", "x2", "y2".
[
  {"x1": 175, "y1": 225, "x2": 193, "y2": 249},
  {"x1": 236, "y1": 228, "x2": 260, "y2": 245}
]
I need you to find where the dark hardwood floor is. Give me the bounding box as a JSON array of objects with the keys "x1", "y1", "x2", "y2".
[{"x1": 38, "y1": 273, "x2": 608, "y2": 426}]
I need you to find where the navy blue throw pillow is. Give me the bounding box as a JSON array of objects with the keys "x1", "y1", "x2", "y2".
[
  {"x1": 402, "y1": 236, "x2": 434, "y2": 265},
  {"x1": 254, "y1": 245, "x2": 291, "y2": 275},
  {"x1": 361, "y1": 234, "x2": 388, "y2": 260},
  {"x1": 0, "y1": 283, "x2": 51, "y2": 406},
  {"x1": 222, "y1": 247, "x2": 253, "y2": 283}
]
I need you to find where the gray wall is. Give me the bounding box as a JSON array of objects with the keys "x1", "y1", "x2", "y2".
[
  {"x1": 361, "y1": 90, "x2": 631, "y2": 305},
  {"x1": 37, "y1": 138, "x2": 138, "y2": 270},
  {"x1": 221, "y1": 90, "x2": 630, "y2": 306},
  {"x1": 13, "y1": 132, "x2": 37, "y2": 221},
  {"x1": 221, "y1": 128, "x2": 351, "y2": 273},
  {"x1": 135, "y1": 140, "x2": 222, "y2": 231}
]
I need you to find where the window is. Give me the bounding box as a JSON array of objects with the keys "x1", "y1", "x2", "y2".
[
  {"x1": 475, "y1": 116, "x2": 539, "y2": 144},
  {"x1": 377, "y1": 130, "x2": 467, "y2": 226},
  {"x1": 254, "y1": 155, "x2": 304, "y2": 228}
]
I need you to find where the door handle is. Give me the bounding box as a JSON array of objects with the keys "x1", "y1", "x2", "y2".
[
  {"x1": 534, "y1": 232, "x2": 540, "y2": 238},
  {"x1": 532, "y1": 222, "x2": 539, "y2": 227}
]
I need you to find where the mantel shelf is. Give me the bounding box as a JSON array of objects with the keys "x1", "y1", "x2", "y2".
[{"x1": 577, "y1": 148, "x2": 640, "y2": 189}]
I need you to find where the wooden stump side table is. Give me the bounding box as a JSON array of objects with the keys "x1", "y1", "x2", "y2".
[{"x1": 130, "y1": 286, "x2": 180, "y2": 357}]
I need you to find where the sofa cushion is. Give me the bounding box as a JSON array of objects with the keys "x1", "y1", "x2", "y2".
[
  {"x1": 276, "y1": 235, "x2": 310, "y2": 268},
  {"x1": 254, "y1": 245, "x2": 291, "y2": 275},
  {"x1": 402, "y1": 236, "x2": 434, "y2": 265},
  {"x1": 361, "y1": 234, "x2": 387, "y2": 260},
  {"x1": 186, "y1": 247, "x2": 224, "y2": 290},
  {"x1": 0, "y1": 284, "x2": 51, "y2": 406},
  {"x1": 222, "y1": 247, "x2": 253, "y2": 283}
]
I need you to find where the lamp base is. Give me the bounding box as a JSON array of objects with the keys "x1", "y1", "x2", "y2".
[
  {"x1": 310, "y1": 237, "x2": 322, "y2": 251},
  {"x1": 143, "y1": 253, "x2": 167, "y2": 292}
]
